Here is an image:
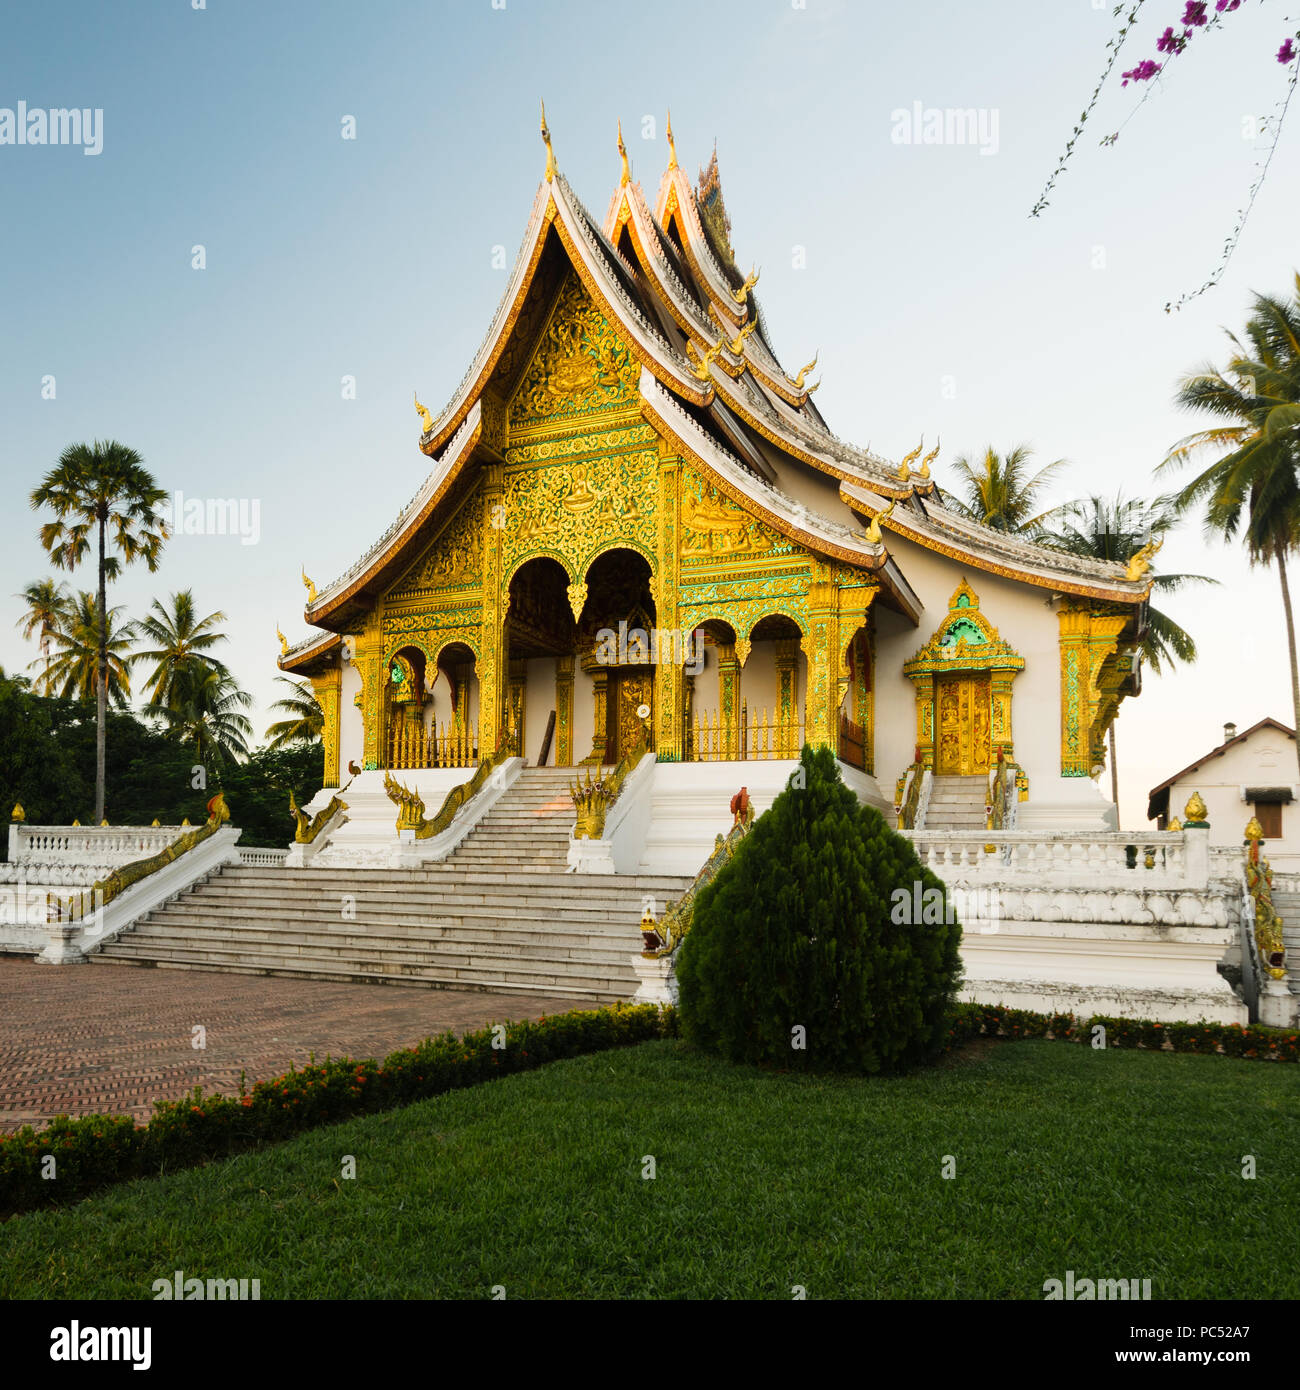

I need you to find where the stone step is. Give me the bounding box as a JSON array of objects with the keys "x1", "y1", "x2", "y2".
[
  {"x1": 90, "y1": 954, "x2": 629, "y2": 1000},
  {"x1": 141, "y1": 903, "x2": 657, "y2": 933}
]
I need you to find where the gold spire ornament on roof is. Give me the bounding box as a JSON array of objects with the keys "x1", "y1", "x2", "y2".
[
  {"x1": 865, "y1": 498, "x2": 896, "y2": 546},
  {"x1": 617, "y1": 119, "x2": 630, "y2": 186},
  {"x1": 727, "y1": 319, "x2": 757, "y2": 356},
  {"x1": 790, "y1": 352, "x2": 818, "y2": 389},
  {"x1": 414, "y1": 391, "x2": 433, "y2": 434},
  {"x1": 301, "y1": 567, "x2": 317, "y2": 605},
  {"x1": 899, "y1": 437, "x2": 925, "y2": 476},
  {"x1": 919, "y1": 437, "x2": 940, "y2": 479},
  {"x1": 665, "y1": 109, "x2": 678, "y2": 170},
  {"x1": 540, "y1": 99, "x2": 556, "y2": 182},
  {"x1": 731, "y1": 264, "x2": 760, "y2": 305},
  {"x1": 1124, "y1": 534, "x2": 1163, "y2": 582},
  {"x1": 690, "y1": 335, "x2": 725, "y2": 380},
  {"x1": 276, "y1": 625, "x2": 289, "y2": 658}
]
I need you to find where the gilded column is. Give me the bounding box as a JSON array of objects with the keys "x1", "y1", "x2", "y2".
[
  {"x1": 854, "y1": 628, "x2": 874, "y2": 774},
  {"x1": 803, "y1": 580, "x2": 839, "y2": 752},
  {"x1": 555, "y1": 655, "x2": 574, "y2": 766},
  {"x1": 654, "y1": 442, "x2": 684, "y2": 761},
  {"x1": 909, "y1": 673, "x2": 934, "y2": 769},
  {"x1": 990, "y1": 670, "x2": 1015, "y2": 764},
  {"x1": 310, "y1": 666, "x2": 342, "y2": 789},
  {"x1": 1058, "y1": 606, "x2": 1126, "y2": 776},
  {"x1": 774, "y1": 638, "x2": 799, "y2": 759},
  {"x1": 582, "y1": 656, "x2": 609, "y2": 766},
  {"x1": 453, "y1": 660, "x2": 475, "y2": 760},
  {"x1": 478, "y1": 462, "x2": 506, "y2": 759},
  {"x1": 508, "y1": 658, "x2": 527, "y2": 757},
  {"x1": 717, "y1": 638, "x2": 740, "y2": 759},
  {"x1": 355, "y1": 611, "x2": 384, "y2": 770}
]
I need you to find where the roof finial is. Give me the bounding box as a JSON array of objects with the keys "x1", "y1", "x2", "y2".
[
  {"x1": 276, "y1": 625, "x2": 288, "y2": 658},
  {"x1": 731, "y1": 264, "x2": 760, "y2": 306},
  {"x1": 690, "y1": 334, "x2": 726, "y2": 381},
  {"x1": 791, "y1": 352, "x2": 818, "y2": 390},
  {"x1": 865, "y1": 499, "x2": 896, "y2": 546},
  {"x1": 666, "y1": 109, "x2": 678, "y2": 170},
  {"x1": 617, "y1": 118, "x2": 630, "y2": 186},
  {"x1": 414, "y1": 390, "x2": 433, "y2": 435},
  {"x1": 301, "y1": 567, "x2": 317, "y2": 605},
  {"x1": 540, "y1": 99, "x2": 556, "y2": 183},
  {"x1": 899, "y1": 437, "x2": 925, "y2": 478},
  {"x1": 919, "y1": 436, "x2": 940, "y2": 479}
]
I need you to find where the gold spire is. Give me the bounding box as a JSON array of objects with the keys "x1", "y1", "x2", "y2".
[
  {"x1": 151, "y1": 818, "x2": 161, "y2": 828},
  {"x1": 791, "y1": 352, "x2": 818, "y2": 389},
  {"x1": 1184, "y1": 790, "x2": 1208, "y2": 824},
  {"x1": 540, "y1": 99, "x2": 555, "y2": 183},
  {"x1": 727, "y1": 319, "x2": 757, "y2": 355},
  {"x1": 10, "y1": 803, "x2": 24, "y2": 822},
  {"x1": 1124, "y1": 534, "x2": 1163, "y2": 582},
  {"x1": 865, "y1": 499, "x2": 896, "y2": 546},
  {"x1": 731, "y1": 264, "x2": 760, "y2": 306},
  {"x1": 276, "y1": 625, "x2": 288, "y2": 658},
  {"x1": 690, "y1": 335, "x2": 725, "y2": 381},
  {"x1": 899, "y1": 437, "x2": 925, "y2": 476},
  {"x1": 919, "y1": 437, "x2": 940, "y2": 479},
  {"x1": 301, "y1": 567, "x2": 317, "y2": 605},
  {"x1": 414, "y1": 390, "x2": 433, "y2": 434},
  {"x1": 666, "y1": 109, "x2": 677, "y2": 170},
  {"x1": 617, "y1": 118, "x2": 630, "y2": 186}
]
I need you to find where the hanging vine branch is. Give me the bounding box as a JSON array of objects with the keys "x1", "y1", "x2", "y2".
[{"x1": 1032, "y1": 0, "x2": 1300, "y2": 308}]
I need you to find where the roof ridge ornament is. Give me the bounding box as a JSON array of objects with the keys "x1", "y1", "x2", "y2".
[
  {"x1": 414, "y1": 391, "x2": 433, "y2": 435},
  {"x1": 899, "y1": 437, "x2": 925, "y2": 478},
  {"x1": 726, "y1": 319, "x2": 757, "y2": 356},
  {"x1": 666, "y1": 109, "x2": 678, "y2": 170},
  {"x1": 919, "y1": 436, "x2": 940, "y2": 479},
  {"x1": 617, "y1": 118, "x2": 630, "y2": 186},
  {"x1": 731, "y1": 264, "x2": 760, "y2": 306},
  {"x1": 689, "y1": 334, "x2": 726, "y2": 380},
  {"x1": 540, "y1": 99, "x2": 556, "y2": 183},
  {"x1": 301, "y1": 567, "x2": 317, "y2": 605},
  {"x1": 276, "y1": 624, "x2": 288, "y2": 657},
  {"x1": 790, "y1": 352, "x2": 818, "y2": 389},
  {"x1": 1125, "y1": 534, "x2": 1162, "y2": 581},
  {"x1": 865, "y1": 498, "x2": 896, "y2": 545}
]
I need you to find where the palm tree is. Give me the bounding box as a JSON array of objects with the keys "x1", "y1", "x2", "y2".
[
  {"x1": 1160, "y1": 273, "x2": 1300, "y2": 776},
  {"x1": 14, "y1": 579, "x2": 70, "y2": 692},
  {"x1": 1038, "y1": 494, "x2": 1215, "y2": 819},
  {"x1": 43, "y1": 591, "x2": 137, "y2": 708},
  {"x1": 264, "y1": 677, "x2": 324, "y2": 749},
  {"x1": 135, "y1": 590, "x2": 231, "y2": 709},
  {"x1": 147, "y1": 665, "x2": 252, "y2": 770},
  {"x1": 942, "y1": 444, "x2": 1070, "y2": 533},
  {"x1": 30, "y1": 442, "x2": 167, "y2": 820}
]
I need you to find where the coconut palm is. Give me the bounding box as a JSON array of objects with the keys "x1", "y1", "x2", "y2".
[
  {"x1": 14, "y1": 578, "x2": 70, "y2": 692},
  {"x1": 43, "y1": 591, "x2": 137, "y2": 708},
  {"x1": 942, "y1": 444, "x2": 1070, "y2": 533},
  {"x1": 135, "y1": 590, "x2": 231, "y2": 710},
  {"x1": 1159, "y1": 273, "x2": 1300, "y2": 775},
  {"x1": 1038, "y1": 494, "x2": 1215, "y2": 819},
  {"x1": 147, "y1": 665, "x2": 253, "y2": 770},
  {"x1": 263, "y1": 677, "x2": 324, "y2": 749},
  {"x1": 30, "y1": 442, "x2": 167, "y2": 820}
]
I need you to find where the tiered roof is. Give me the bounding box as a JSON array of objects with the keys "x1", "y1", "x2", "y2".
[{"x1": 282, "y1": 116, "x2": 1150, "y2": 670}]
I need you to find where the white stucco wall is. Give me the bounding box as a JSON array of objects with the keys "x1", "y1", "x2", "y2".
[
  {"x1": 1157, "y1": 726, "x2": 1300, "y2": 868},
  {"x1": 339, "y1": 657, "x2": 363, "y2": 775}
]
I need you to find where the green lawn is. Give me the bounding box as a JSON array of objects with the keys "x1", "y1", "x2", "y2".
[{"x1": 2, "y1": 1039, "x2": 1297, "y2": 1299}]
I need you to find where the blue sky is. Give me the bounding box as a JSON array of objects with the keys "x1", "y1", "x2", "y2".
[{"x1": 2, "y1": 0, "x2": 1298, "y2": 826}]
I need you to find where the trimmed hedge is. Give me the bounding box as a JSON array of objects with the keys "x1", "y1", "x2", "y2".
[
  {"x1": 946, "y1": 1001, "x2": 1300, "y2": 1062},
  {"x1": 0, "y1": 1001, "x2": 675, "y2": 1218}
]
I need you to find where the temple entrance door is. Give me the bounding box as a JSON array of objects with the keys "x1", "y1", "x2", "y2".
[
  {"x1": 607, "y1": 668, "x2": 655, "y2": 762},
  {"x1": 935, "y1": 674, "x2": 991, "y2": 775}
]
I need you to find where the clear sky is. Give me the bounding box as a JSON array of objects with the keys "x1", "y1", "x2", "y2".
[{"x1": 2, "y1": 0, "x2": 1298, "y2": 829}]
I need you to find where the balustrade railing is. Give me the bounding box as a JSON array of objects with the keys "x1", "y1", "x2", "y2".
[
  {"x1": 907, "y1": 829, "x2": 1192, "y2": 881},
  {"x1": 385, "y1": 718, "x2": 476, "y2": 771},
  {"x1": 686, "y1": 700, "x2": 804, "y2": 762},
  {"x1": 8, "y1": 823, "x2": 189, "y2": 866}
]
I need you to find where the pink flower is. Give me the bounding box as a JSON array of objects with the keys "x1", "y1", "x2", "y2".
[{"x1": 1279, "y1": 38, "x2": 1298, "y2": 65}]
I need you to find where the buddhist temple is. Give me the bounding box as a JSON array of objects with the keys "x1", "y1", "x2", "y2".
[{"x1": 280, "y1": 112, "x2": 1156, "y2": 866}]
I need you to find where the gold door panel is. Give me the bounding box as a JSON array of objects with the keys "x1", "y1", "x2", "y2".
[
  {"x1": 935, "y1": 675, "x2": 990, "y2": 775},
  {"x1": 609, "y1": 670, "x2": 654, "y2": 762}
]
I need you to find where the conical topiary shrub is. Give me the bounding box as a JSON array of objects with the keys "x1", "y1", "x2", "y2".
[{"x1": 675, "y1": 745, "x2": 963, "y2": 1074}]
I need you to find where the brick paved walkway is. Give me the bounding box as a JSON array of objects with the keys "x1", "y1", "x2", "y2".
[{"x1": 0, "y1": 958, "x2": 590, "y2": 1133}]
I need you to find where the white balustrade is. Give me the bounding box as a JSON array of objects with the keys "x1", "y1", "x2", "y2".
[{"x1": 905, "y1": 829, "x2": 1195, "y2": 887}]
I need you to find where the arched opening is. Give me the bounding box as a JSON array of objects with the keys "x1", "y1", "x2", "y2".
[
  {"x1": 743, "y1": 615, "x2": 806, "y2": 759},
  {"x1": 383, "y1": 645, "x2": 427, "y2": 770},
  {"x1": 431, "y1": 641, "x2": 479, "y2": 768},
  {"x1": 686, "y1": 618, "x2": 737, "y2": 761},
  {"x1": 578, "y1": 548, "x2": 657, "y2": 765},
  {"x1": 505, "y1": 556, "x2": 578, "y2": 766},
  {"x1": 383, "y1": 642, "x2": 481, "y2": 770}
]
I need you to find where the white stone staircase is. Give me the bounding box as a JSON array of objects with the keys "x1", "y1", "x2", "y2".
[
  {"x1": 923, "y1": 775, "x2": 988, "y2": 830},
  {"x1": 88, "y1": 768, "x2": 693, "y2": 1002}
]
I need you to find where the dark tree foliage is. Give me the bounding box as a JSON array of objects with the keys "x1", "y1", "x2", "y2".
[
  {"x1": 0, "y1": 673, "x2": 323, "y2": 853},
  {"x1": 676, "y1": 745, "x2": 963, "y2": 1075}
]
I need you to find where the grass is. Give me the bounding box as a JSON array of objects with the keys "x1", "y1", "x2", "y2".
[{"x1": 2, "y1": 1038, "x2": 1297, "y2": 1299}]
